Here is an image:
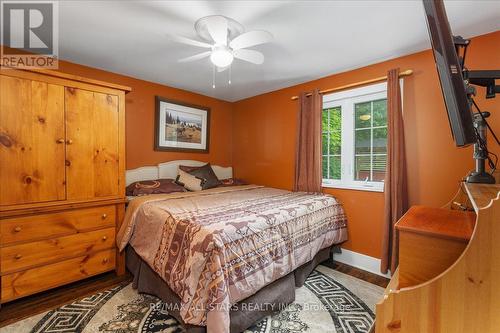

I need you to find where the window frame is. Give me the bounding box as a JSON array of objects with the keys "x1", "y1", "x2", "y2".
[{"x1": 321, "y1": 81, "x2": 402, "y2": 192}]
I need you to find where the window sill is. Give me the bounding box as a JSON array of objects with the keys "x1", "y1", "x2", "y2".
[{"x1": 322, "y1": 182, "x2": 384, "y2": 193}]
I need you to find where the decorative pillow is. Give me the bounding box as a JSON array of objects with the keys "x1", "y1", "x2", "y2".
[
  {"x1": 178, "y1": 163, "x2": 222, "y2": 189},
  {"x1": 218, "y1": 178, "x2": 248, "y2": 187},
  {"x1": 126, "y1": 179, "x2": 186, "y2": 196},
  {"x1": 175, "y1": 169, "x2": 206, "y2": 191}
]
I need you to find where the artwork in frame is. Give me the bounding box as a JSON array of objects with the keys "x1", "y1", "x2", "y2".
[{"x1": 154, "y1": 97, "x2": 210, "y2": 153}]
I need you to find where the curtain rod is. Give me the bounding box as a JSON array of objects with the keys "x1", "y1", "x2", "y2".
[{"x1": 290, "y1": 69, "x2": 413, "y2": 100}]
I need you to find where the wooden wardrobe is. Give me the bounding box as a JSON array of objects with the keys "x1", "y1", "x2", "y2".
[{"x1": 0, "y1": 68, "x2": 130, "y2": 303}]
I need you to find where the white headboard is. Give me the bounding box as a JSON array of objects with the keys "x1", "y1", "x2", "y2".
[{"x1": 126, "y1": 160, "x2": 233, "y2": 186}]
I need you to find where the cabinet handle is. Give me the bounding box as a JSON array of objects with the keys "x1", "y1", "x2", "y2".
[
  {"x1": 15, "y1": 254, "x2": 22, "y2": 260},
  {"x1": 56, "y1": 138, "x2": 65, "y2": 144},
  {"x1": 102, "y1": 236, "x2": 108, "y2": 241},
  {"x1": 101, "y1": 213, "x2": 107, "y2": 219},
  {"x1": 102, "y1": 258, "x2": 109, "y2": 264},
  {"x1": 14, "y1": 226, "x2": 22, "y2": 232},
  {"x1": 66, "y1": 139, "x2": 73, "y2": 145}
]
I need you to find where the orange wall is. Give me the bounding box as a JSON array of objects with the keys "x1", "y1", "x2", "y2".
[
  {"x1": 232, "y1": 31, "x2": 500, "y2": 259},
  {"x1": 7, "y1": 31, "x2": 497, "y2": 259},
  {"x1": 53, "y1": 61, "x2": 233, "y2": 169}
]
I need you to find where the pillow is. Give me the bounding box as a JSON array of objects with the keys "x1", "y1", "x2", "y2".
[
  {"x1": 175, "y1": 169, "x2": 206, "y2": 191},
  {"x1": 218, "y1": 178, "x2": 248, "y2": 187},
  {"x1": 178, "y1": 163, "x2": 222, "y2": 189},
  {"x1": 126, "y1": 179, "x2": 186, "y2": 196}
]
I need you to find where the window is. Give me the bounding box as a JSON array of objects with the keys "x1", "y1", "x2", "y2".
[{"x1": 322, "y1": 81, "x2": 399, "y2": 192}]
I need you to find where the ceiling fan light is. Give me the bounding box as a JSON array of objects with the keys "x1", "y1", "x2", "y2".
[{"x1": 210, "y1": 48, "x2": 234, "y2": 68}]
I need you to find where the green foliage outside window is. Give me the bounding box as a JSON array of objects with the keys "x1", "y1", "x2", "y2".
[{"x1": 322, "y1": 107, "x2": 342, "y2": 180}]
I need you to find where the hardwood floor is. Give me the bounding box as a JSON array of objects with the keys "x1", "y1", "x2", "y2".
[
  {"x1": 0, "y1": 271, "x2": 132, "y2": 327},
  {"x1": 322, "y1": 260, "x2": 390, "y2": 288},
  {"x1": 0, "y1": 260, "x2": 388, "y2": 328}
]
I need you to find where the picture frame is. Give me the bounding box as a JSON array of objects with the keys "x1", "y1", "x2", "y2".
[{"x1": 154, "y1": 96, "x2": 210, "y2": 153}]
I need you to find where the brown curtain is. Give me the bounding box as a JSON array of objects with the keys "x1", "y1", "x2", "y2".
[
  {"x1": 294, "y1": 89, "x2": 322, "y2": 192},
  {"x1": 381, "y1": 68, "x2": 408, "y2": 274}
]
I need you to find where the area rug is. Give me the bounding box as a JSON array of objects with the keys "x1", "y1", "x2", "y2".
[{"x1": 2, "y1": 265, "x2": 383, "y2": 333}]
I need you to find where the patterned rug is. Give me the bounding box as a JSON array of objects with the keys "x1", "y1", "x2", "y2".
[{"x1": 2, "y1": 265, "x2": 383, "y2": 333}]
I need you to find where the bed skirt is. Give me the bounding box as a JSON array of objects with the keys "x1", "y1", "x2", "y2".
[{"x1": 126, "y1": 245, "x2": 332, "y2": 333}]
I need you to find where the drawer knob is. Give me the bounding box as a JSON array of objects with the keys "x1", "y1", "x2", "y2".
[
  {"x1": 66, "y1": 139, "x2": 73, "y2": 145},
  {"x1": 102, "y1": 258, "x2": 109, "y2": 264},
  {"x1": 56, "y1": 138, "x2": 65, "y2": 144},
  {"x1": 15, "y1": 254, "x2": 22, "y2": 260},
  {"x1": 14, "y1": 226, "x2": 22, "y2": 232},
  {"x1": 102, "y1": 236, "x2": 108, "y2": 241},
  {"x1": 102, "y1": 213, "x2": 107, "y2": 219}
]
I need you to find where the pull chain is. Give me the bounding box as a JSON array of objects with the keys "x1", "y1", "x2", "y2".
[
  {"x1": 212, "y1": 65, "x2": 215, "y2": 89},
  {"x1": 228, "y1": 65, "x2": 232, "y2": 85}
]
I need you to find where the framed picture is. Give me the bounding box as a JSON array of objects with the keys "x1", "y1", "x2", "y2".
[{"x1": 154, "y1": 97, "x2": 210, "y2": 153}]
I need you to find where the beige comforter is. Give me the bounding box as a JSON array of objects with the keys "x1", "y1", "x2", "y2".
[{"x1": 117, "y1": 185, "x2": 348, "y2": 333}]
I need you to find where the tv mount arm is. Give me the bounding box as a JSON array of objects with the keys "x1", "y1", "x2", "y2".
[
  {"x1": 464, "y1": 70, "x2": 500, "y2": 99},
  {"x1": 454, "y1": 36, "x2": 500, "y2": 99},
  {"x1": 454, "y1": 36, "x2": 500, "y2": 184}
]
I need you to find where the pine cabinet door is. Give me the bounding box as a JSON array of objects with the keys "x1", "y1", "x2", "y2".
[
  {"x1": 65, "y1": 88, "x2": 120, "y2": 199},
  {"x1": 0, "y1": 76, "x2": 66, "y2": 205}
]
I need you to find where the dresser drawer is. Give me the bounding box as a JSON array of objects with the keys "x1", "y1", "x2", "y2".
[
  {"x1": 1, "y1": 227, "x2": 115, "y2": 274},
  {"x1": 1, "y1": 205, "x2": 115, "y2": 245},
  {"x1": 1, "y1": 249, "x2": 115, "y2": 302}
]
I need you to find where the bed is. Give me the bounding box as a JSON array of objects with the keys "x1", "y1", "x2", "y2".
[{"x1": 118, "y1": 160, "x2": 348, "y2": 333}]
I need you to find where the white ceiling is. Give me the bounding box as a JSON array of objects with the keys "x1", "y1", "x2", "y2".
[{"x1": 57, "y1": 1, "x2": 500, "y2": 102}]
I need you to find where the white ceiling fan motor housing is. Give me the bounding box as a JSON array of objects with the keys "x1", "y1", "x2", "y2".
[{"x1": 195, "y1": 15, "x2": 245, "y2": 43}]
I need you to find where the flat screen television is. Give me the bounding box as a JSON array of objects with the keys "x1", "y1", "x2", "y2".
[{"x1": 423, "y1": 0, "x2": 476, "y2": 147}]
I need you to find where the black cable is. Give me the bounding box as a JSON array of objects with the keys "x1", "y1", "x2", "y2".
[
  {"x1": 471, "y1": 98, "x2": 500, "y2": 145},
  {"x1": 472, "y1": 118, "x2": 498, "y2": 173},
  {"x1": 470, "y1": 97, "x2": 498, "y2": 172}
]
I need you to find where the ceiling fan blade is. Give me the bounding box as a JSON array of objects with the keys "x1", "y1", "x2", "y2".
[
  {"x1": 233, "y1": 49, "x2": 264, "y2": 65},
  {"x1": 168, "y1": 34, "x2": 212, "y2": 48},
  {"x1": 178, "y1": 51, "x2": 211, "y2": 63},
  {"x1": 205, "y1": 15, "x2": 228, "y2": 45},
  {"x1": 217, "y1": 65, "x2": 230, "y2": 72},
  {"x1": 229, "y1": 30, "x2": 273, "y2": 50}
]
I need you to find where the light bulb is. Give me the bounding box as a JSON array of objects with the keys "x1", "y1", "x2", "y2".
[{"x1": 210, "y1": 46, "x2": 234, "y2": 68}]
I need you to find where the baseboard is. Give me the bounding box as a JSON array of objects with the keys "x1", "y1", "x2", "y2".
[{"x1": 332, "y1": 248, "x2": 391, "y2": 278}]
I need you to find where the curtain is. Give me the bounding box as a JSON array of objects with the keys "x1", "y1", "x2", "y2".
[
  {"x1": 381, "y1": 68, "x2": 408, "y2": 274},
  {"x1": 294, "y1": 89, "x2": 322, "y2": 193}
]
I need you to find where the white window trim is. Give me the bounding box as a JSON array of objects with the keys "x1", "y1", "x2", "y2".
[{"x1": 321, "y1": 81, "x2": 403, "y2": 192}]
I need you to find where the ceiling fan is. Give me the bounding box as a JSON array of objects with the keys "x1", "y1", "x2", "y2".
[{"x1": 170, "y1": 15, "x2": 273, "y2": 73}]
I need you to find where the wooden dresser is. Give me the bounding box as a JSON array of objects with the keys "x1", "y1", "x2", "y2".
[
  {"x1": 375, "y1": 183, "x2": 500, "y2": 333},
  {"x1": 0, "y1": 68, "x2": 131, "y2": 303}
]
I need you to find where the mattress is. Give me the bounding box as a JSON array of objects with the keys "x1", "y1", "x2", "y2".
[{"x1": 117, "y1": 185, "x2": 348, "y2": 333}]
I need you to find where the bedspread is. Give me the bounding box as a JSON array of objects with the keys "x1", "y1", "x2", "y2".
[{"x1": 117, "y1": 185, "x2": 348, "y2": 333}]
